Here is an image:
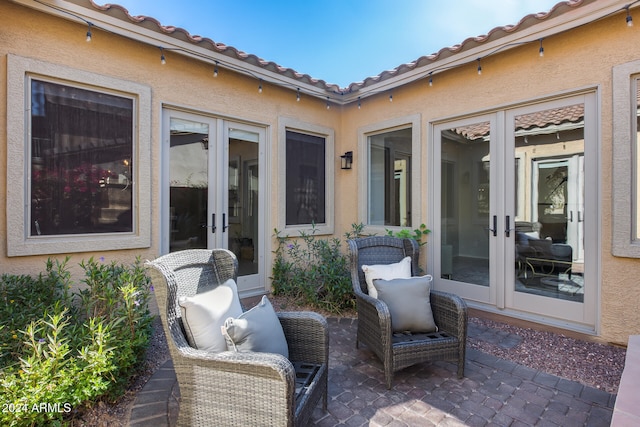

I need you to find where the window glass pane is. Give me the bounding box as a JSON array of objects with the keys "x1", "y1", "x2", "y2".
[
  {"x1": 368, "y1": 128, "x2": 412, "y2": 226},
  {"x1": 440, "y1": 122, "x2": 490, "y2": 284},
  {"x1": 285, "y1": 130, "x2": 326, "y2": 225},
  {"x1": 513, "y1": 104, "x2": 585, "y2": 303},
  {"x1": 30, "y1": 80, "x2": 133, "y2": 236}
]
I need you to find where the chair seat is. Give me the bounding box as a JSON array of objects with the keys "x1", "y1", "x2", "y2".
[
  {"x1": 293, "y1": 362, "x2": 321, "y2": 403},
  {"x1": 391, "y1": 331, "x2": 455, "y2": 344}
]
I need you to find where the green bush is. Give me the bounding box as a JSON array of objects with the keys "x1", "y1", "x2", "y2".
[
  {"x1": 272, "y1": 224, "x2": 358, "y2": 313},
  {"x1": 0, "y1": 257, "x2": 153, "y2": 426},
  {"x1": 386, "y1": 223, "x2": 430, "y2": 245}
]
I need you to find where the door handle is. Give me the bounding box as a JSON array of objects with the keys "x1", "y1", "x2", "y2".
[
  {"x1": 223, "y1": 213, "x2": 229, "y2": 232},
  {"x1": 202, "y1": 214, "x2": 217, "y2": 233},
  {"x1": 578, "y1": 211, "x2": 583, "y2": 222},
  {"x1": 568, "y1": 211, "x2": 573, "y2": 222},
  {"x1": 486, "y1": 215, "x2": 497, "y2": 237},
  {"x1": 505, "y1": 215, "x2": 513, "y2": 237}
]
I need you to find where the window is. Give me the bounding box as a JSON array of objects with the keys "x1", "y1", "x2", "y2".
[
  {"x1": 358, "y1": 114, "x2": 421, "y2": 231},
  {"x1": 7, "y1": 54, "x2": 151, "y2": 256},
  {"x1": 368, "y1": 128, "x2": 412, "y2": 226},
  {"x1": 30, "y1": 80, "x2": 133, "y2": 236},
  {"x1": 613, "y1": 61, "x2": 640, "y2": 257},
  {"x1": 285, "y1": 131, "x2": 326, "y2": 226},
  {"x1": 278, "y1": 118, "x2": 334, "y2": 235}
]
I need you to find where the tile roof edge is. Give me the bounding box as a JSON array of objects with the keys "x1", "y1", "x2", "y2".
[{"x1": 46, "y1": 0, "x2": 607, "y2": 97}]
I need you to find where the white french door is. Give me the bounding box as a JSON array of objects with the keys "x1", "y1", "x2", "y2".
[
  {"x1": 162, "y1": 109, "x2": 266, "y2": 296},
  {"x1": 433, "y1": 93, "x2": 597, "y2": 331}
]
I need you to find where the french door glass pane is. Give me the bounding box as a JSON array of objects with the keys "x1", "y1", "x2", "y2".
[
  {"x1": 168, "y1": 118, "x2": 208, "y2": 251},
  {"x1": 513, "y1": 104, "x2": 585, "y2": 302},
  {"x1": 440, "y1": 122, "x2": 490, "y2": 286},
  {"x1": 229, "y1": 130, "x2": 259, "y2": 277}
]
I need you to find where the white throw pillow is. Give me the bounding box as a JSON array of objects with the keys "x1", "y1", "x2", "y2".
[
  {"x1": 222, "y1": 295, "x2": 289, "y2": 358},
  {"x1": 361, "y1": 256, "x2": 412, "y2": 298},
  {"x1": 178, "y1": 279, "x2": 243, "y2": 352},
  {"x1": 372, "y1": 275, "x2": 437, "y2": 333}
]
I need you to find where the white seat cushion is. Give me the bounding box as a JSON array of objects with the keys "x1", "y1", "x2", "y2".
[{"x1": 178, "y1": 278, "x2": 243, "y2": 352}]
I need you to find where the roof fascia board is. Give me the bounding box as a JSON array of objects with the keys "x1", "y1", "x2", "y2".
[
  {"x1": 11, "y1": 0, "x2": 332, "y2": 99},
  {"x1": 341, "y1": 0, "x2": 628, "y2": 103},
  {"x1": 12, "y1": 0, "x2": 631, "y2": 105}
]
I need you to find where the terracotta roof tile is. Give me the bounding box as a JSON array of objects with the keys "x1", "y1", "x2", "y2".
[
  {"x1": 453, "y1": 104, "x2": 585, "y2": 140},
  {"x1": 87, "y1": 0, "x2": 591, "y2": 94}
]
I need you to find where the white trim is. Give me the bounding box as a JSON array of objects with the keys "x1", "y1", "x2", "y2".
[
  {"x1": 357, "y1": 114, "x2": 421, "y2": 236},
  {"x1": 612, "y1": 60, "x2": 640, "y2": 257},
  {"x1": 277, "y1": 117, "x2": 335, "y2": 236},
  {"x1": 6, "y1": 54, "x2": 151, "y2": 256}
]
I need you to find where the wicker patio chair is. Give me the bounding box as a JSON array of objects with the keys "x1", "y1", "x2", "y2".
[
  {"x1": 146, "y1": 249, "x2": 328, "y2": 427},
  {"x1": 347, "y1": 236, "x2": 468, "y2": 389}
]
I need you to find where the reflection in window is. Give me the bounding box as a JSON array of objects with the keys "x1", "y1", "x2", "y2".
[
  {"x1": 169, "y1": 118, "x2": 209, "y2": 251},
  {"x1": 30, "y1": 80, "x2": 133, "y2": 236},
  {"x1": 440, "y1": 122, "x2": 490, "y2": 284},
  {"x1": 285, "y1": 131, "x2": 326, "y2": 226},
  {"x1": 513, "y1": 104, "x2": 585, "y2": 302},
  {"x1": 368, "y1": 128, "x2": 412, "y2": 226}
]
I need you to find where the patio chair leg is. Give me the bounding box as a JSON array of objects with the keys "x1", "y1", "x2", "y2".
[
  {"x1": 323, "y1": 389, "x2": 328, "y2": 411},
  {"x1": 457, "y1": 359, "x2": 465, "y2": 379}
]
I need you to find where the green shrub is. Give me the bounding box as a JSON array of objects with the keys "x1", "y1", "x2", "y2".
[
  {"x1": 386, "y1": 223, "x2": 430, "y2": 245},
  {"x1": 0, "y1": 257, "x2": 153, "y2": 426},
  {"x1": 272, "y1": 224, "x2": 356, "y2": 313}
]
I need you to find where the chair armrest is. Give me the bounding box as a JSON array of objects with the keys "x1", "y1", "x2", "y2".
[
  {"x1": 430, "y1": 290, "x2": 468, "y2": 339},
  {"x1": 355, "y1": 290, "x2": 393, "y2": 344},
  {"x1": 175, "y1": 344, "x2": 295, "y2": 383},
  {"x1": 171, "y1": 347, "x2": 297, "y2": 425},
  {"x1": 278, "y1": 311, "x2": 328, "y2": 365}
]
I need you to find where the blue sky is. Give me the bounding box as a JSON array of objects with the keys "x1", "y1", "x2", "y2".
[{"x1": 108, "y1": 0, "x2": 560, "y2": 87}]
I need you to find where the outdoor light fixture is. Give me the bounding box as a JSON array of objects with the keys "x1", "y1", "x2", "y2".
[
  {"x1": 159, "y1": 47, "x2": 166, "y2": 65},
  {"x1": 341, "y1": 151, "x2": 353, "y2": 170},
  {"x1": 627, "y1": 6, "x2": 634, "y2": 27},
  {"x1": 539, "y1": 39, "x2": 544, "y2": 57}
]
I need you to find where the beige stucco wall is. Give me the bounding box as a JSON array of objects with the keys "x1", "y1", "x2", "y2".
[{"x1": 2, "y1": 1, "x2": 640, "y2": 344}]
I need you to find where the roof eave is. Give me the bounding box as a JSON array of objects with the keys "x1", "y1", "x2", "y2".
[{"x1": 12, "y1": 0, "x2": 633, "y2": 105}]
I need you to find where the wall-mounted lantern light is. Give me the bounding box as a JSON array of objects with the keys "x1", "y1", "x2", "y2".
[{"x1": 340, "y1": 151, "x2": 353, "y2": 170}]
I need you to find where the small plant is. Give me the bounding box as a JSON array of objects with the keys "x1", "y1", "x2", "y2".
[
  {"x1": 0, "y1": 257, "x2": 153, "y2": 426},
  {"x1": 386, "y1": 223, "x2": 430, "y2": 245},
  {"x1": 272, "y1": 224, "x2": 357, "y2": 313}
]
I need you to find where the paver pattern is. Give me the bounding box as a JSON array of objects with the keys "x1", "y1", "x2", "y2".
[{"x1": 129, "y1": 318, "x2": 615, "y2": 427}]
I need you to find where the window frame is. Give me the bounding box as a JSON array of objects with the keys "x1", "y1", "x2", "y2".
[
  {"x1": 6, "y1": 54, "x2": 151, "y2": 256},
  {"x1": 277, "y1": 117, "x2": 335, "y2": 236},
  {"x1": 612, "y1": 60, "x2": 640, "y2": 257},
  {"x1": 358, "y1": 114, "x2": 421, "y2": 235}
]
